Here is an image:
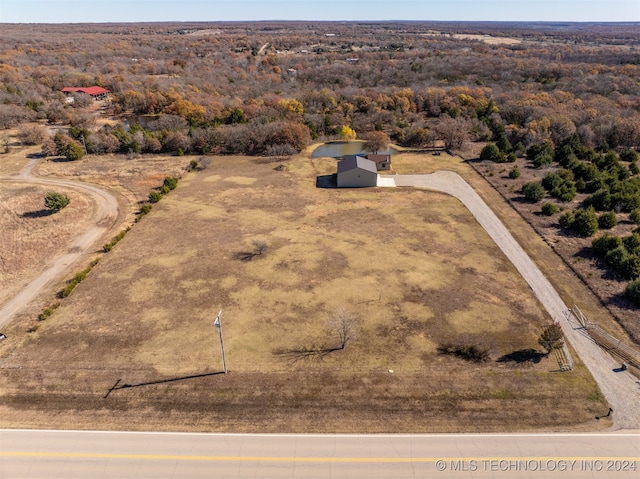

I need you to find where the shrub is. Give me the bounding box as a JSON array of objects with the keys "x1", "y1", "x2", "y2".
[
  {"x1": 604, "y1": 246, "x2": 628, "y2": 269},
  {"x1": 161, "y1": 184, "x2": 171, "y2": 195},
  {"x1": 553, "y1": 183, "x2": 577, "y2": 202},
  {"x1": 538, "y1": 323, "x2": 564, "y2": 354},
  {"x1": 623, "y1": 233, "x2": 640, "y2": 255},
  {"x1": 592, "y1": 233, "x2": 623, "y2": 257},
  {"x1": 58, "y1": 260, "x2": 99, "y2": 298},
  {"x1": 527, "y1": 142, "x2": 554, "y2": 160},
  {"x1": 597, "y1": 212, "x2": 618, "y2": 230},
  {"x1": 103, "y1": 227, "x2": 130, "y2": 252},
  {"x1": 572, "y1": 161, "x2": 599, "y2": 183},
  {"x1": 625, "y1": 278, "x2": 640, "y2": 305},
  {"x1": 584, "y1": 189, "x2": 612, "y2": 211},
  {"x1": 542, "y1": 170, "x2": 576, "y2": 202},
  {"x1": 559, "y1": 210, "x2": 574, "y2": 229},
  {"x1": 149, "y1": 191, "x2": 162, "y2": 203},
  {"x1": 480, "y1": 143, "x2": 502, "y2": 162},
  {"x1": 630, "y1": 209, "x2": 640, "y2": 224},
  {"x1": 138, "y1": 203, "x2": 153, "y2": 216},
  {"x1": 611, "y1": 186, "x2": 640, "y2": 212},
  {"x1": 44, "y1": 191, "x2": 70, "y2": 212},
  {"x1": 508, "y1": 165, "x2": 520, "y2": 179},
  {"x1": 163, "y1": 176, "x2": 179, "y2": 190},
  {"x1": 66, "y1": 140, "x2": 85, "y2": 161},
  {"x1": 496, "y1": 134, "x2": 512, "y2": 153},
  {"x1": 573, "y1": 207, "x2": 599, "y2": 237},
  {"x1": 59, "y1": 268, "x2": 89, "y2": 298},
  {"x1": 620, "y1": 255, "x2": 640, "y2": 280},
  {"x1": 620, "y1": 149, "x2": 639, "y2": 163},
  {"x1": 533, "y1": 152, "x2": 554, "y2": 168},
  {"x1": 38, "y1": 302, "x2": 60, "y2": 321},
  {"x1": 541, "y1": 202, "x2": 558, "y2": 216},
  {"x1": 521, "y1": 181, "x2": 546, "y2": 203}
]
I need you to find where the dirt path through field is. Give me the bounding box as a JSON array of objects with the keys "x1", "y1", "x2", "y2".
[
  {"x1": 394, "y1": 171, "x2": 640, "y2": 431},
  {"x1": 0, "y1": 159, "x2": 119, "y2": 330}
]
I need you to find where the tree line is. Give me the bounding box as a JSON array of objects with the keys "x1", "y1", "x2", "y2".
[{"x1": 0, "y1": 22, "x2": 638, "y2": 158}]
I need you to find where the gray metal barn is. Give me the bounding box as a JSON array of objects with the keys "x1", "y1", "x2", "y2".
[{"x1": 336, "y1": 156, "x2": 378, "y2": 187}]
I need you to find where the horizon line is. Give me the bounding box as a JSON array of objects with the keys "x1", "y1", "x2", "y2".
[{"x1": 2, "y1": 19, "x2": 640, "y2": 25}]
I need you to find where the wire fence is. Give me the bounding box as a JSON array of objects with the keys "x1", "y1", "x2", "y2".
[{"x1": 569, "y1": 305, "x2": 640, "y2": 372}]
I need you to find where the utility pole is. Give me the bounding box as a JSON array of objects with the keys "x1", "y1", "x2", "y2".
[{"x1": 214, "y1": 309, "x2": 227, "y2": 373}]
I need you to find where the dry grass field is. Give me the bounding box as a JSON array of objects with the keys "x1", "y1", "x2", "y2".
[
  {"x1": 0, "y1": 147, "x2": 610, "y2": 432},
  {"x1": 0, "y1": 182, "x2": 94, "y2": 304},
  {"x1": 0, "y1": 136, "x2": 193, "y2": 318}
]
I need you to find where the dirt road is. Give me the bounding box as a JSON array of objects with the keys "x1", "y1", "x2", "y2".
[
  {"x1": 393, "y1": 172, "x2": 640, "y2": 431},
  {"x1": 0, "y1": 158, "x2": 119, "y2": 330}
]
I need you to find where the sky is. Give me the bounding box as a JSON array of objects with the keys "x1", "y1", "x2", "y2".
[{"x1": 0, "y1": 0, "x2": 639, "y2": 23}]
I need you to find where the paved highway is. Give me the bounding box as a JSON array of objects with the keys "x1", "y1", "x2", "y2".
[{"x1": 1, "y1": 430, "x2": 639, "y2": 478}]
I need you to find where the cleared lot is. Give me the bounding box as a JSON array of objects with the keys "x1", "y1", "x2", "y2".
[{"x1": 0, "y1": 151, "x2": 608, "y2": 432}]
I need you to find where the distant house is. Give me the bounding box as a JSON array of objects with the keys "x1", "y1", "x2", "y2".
[
  {"x1": 61, "y1": 86, "x2": 109, "y2": 100},
  {"x1": 343, "y1": 154, "x2": 391, "y2": 171},
  {"x1": 337, "y1": 156, "x2": 378, "y2": 188}
]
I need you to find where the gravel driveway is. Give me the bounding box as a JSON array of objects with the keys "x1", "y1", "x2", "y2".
[
  {"x1": 0, "y1": 158, "x2": 119, "y2": 330},
  {"x1": 392, "y1": 171, "x2": 640, "y2": 431}
]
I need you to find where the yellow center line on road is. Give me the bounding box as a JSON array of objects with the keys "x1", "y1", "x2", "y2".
[{"x1": 1, "y1": 452, "x2": 638, "y2": 463}]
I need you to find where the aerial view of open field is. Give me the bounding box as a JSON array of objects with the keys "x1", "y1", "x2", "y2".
[
  {"x1": 1, "y1": 15, "x2": 639, "y2": 441},
  {"x1": 0, "y1": 146, "x2": 613, "y2": 432}
]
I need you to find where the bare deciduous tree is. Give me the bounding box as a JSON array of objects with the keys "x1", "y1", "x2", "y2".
[
  {"x1": 273, "y1": 309, "x2": 358, "y2": 362},
  {"x1": 41, "y1": 136, "x2": 57, "y2": 157},
  {"x1": 251, "y1": 239, "x2": 268, "y2": 256},
  {"x1": 435, "y1": 115, "x2": 469, "y2": 150},
  {"x1": 17, "y1": 124, "x2": 47, "y2": 145},
  {"x1": 329, "y1": 309, "x2": 356, "y2": 350},
  {"x1": 235, "y1": 239, "x2": 268, "y2": 261}
]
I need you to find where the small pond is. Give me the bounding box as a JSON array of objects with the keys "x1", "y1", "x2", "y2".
[
  {"x1": 311, "y1": 142, "x2": 400, "y2": 158},
  {"x1": 120, "y1": 114, "x2": 159, "y2": 131}
]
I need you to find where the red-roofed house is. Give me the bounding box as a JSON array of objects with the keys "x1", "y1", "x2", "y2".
[{"x1": 62, "y1": 86, "x2": 109, "y2": 100}]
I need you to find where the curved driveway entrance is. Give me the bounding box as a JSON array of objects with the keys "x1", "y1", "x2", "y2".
[{"x1": 0, "y1": 158, "x2": 119, "y2": 329}]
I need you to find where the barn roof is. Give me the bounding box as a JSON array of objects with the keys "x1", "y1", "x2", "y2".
[{"x1": 337, "y1": 156, "x2": 377, "y2": 174}]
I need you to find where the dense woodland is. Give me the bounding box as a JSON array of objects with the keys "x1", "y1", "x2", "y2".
[{"x1": 1, "y1": 21, "x2": 639, "y2": 323}]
